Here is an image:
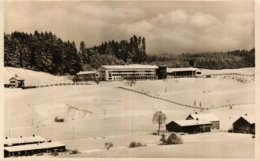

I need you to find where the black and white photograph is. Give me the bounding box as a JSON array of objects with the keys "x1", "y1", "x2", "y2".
[{"x1": 2, "y1": 0, "x2": 258, "y2": 159}]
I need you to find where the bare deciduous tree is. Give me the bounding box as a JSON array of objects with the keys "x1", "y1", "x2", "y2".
[{"x1": 152, "y1": 110, "x2": 167, "y2": 135}]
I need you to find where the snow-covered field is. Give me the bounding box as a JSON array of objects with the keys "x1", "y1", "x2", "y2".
[{"x1": 4, "y1": 67, "x2": 255, "y2": 158}]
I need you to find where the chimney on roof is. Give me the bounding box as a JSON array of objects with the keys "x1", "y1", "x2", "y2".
[
  {"x1": 5, "y1": 137, "x2": 8, "y2": 139},
  {"x1": 196, "y1": 118, "x2": 199, "y2": 121},
  {"x1": 33, "y1": 134, "x2": 35, "y2": 137},
  {"x1": 245, "y1": 114, "x2": 248, "y2": 116},
  {"x1": 20, "y1": 136, "x2": 22, "y2": 138},
  {"x1": 195, "y1": 112, "x2": 198, "y2": 114}
]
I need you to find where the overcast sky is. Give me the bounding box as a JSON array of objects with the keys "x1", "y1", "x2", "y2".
[{"x1": 4, "y1": 0, "x2": 254, "y2": 54}]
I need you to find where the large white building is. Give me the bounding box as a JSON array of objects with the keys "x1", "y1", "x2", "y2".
[{"x1": 97, "y1": 64, "x2": 158, "y2": 81}]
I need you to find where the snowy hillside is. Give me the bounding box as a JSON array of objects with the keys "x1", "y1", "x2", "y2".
[
  {"x1": 4, "y1": 67, "x2": 255, "y2": 158},
  {"x1": 202, "y1": 67, "x2": 255, "y2": 75},
  {"x1": 4, "y1": 67, "x2": 72, "y2": 86}
]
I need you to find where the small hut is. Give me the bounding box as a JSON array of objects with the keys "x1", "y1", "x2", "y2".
[
  {"x1": 7, "y1": 76, "x2": 25, "y2": 88},
  {"x1": 232, "y1": 114, "x2": 255, "y2": 134},
  {"x1": 75, "y1": 71, "x2": 99, "y2": 82}
]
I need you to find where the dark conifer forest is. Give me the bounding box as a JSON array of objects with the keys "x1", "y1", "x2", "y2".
[{"x1": 4, "y1": 31, "x2": 255, "y2": 75}]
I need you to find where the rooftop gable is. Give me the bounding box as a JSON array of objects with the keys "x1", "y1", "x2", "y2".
[
  {"x1": 77, "y1": 71, "x2": 97, "y2": 75},
  {"x1": 9, "y1": 77, "x2": 24, "y2": 81},
  {"x1": 236, "y1": 115, "x2": 255, "y2": 125},
  {"x1": 100, "y1": 64, "x2": 158, "y2": 70},
  {"x1": 4, "y1": 141, "x2": 65, "y2": 152},
  {"x1": 167, "y1": 67, "x2": 202, "y2": 73},
  {"x1": 4, "y1": 136, "x2": 45, "y2": 146},
  {"x1": 187, "y1": 113, "x2": 219, "y2": 122},
  {"x1": 169, "y1": 119, "x2": 211, "y2": 127}
]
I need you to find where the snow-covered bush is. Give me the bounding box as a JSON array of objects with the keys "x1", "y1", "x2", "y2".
[{"x1": 160, "y1": 133, "x2": 183, "y2": 145}]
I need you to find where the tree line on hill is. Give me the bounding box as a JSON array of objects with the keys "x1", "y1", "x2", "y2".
[
  {"x1": 4, "y1": 31, "x2": 146, "y2": 75},
  {"x1": 4, "y1": 31, "x2": 255, "y2": 75},
  {"x1": 4, "y1": 31, "x2": 81, "y2": 75},
  {"x1": 146, "y1": 49, "x2": 255, "y2": 69},
  {"x1": 78, "y1": 35, "x2": 147, "y2": 69}
]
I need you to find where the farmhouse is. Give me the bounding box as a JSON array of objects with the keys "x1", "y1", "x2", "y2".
[
  {"x1": 5, "y1": 76, "x2": 25, "y2": 88},
  {"x1": 166, "y1": 120, "x2": 212, "y2": 134},
  {"x1": 167, "y1": 67, "x2": 203, "y2": 78},
  {"x1": 97, "y1": 64, "x2": 158, "y2": 81},
  {"x1": 4, "y1": 141, "x2": 66, "y2": 157},
  {"x1": 75, "y1": 71, "x2": 99, "y2": 82},
  {"x1": 232, "y1": 114, "x2": 255, "y2": 134},
  {"x1": 186, "y1": 113, "x2": 220, "y2": 129}
]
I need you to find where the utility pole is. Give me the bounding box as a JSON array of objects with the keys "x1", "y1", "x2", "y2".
[{"x1": 72, "y1": 126, "x2": 75, "y2": 140}]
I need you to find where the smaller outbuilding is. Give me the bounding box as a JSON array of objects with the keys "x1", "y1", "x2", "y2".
[
  {"x1": 186, "y1": 113, "x2": 220, "y2": 129},
  {"x1": 75, "y1": 71, "x2": 99, "y2": 82},
  {"x1": 232, "y1": 114, "x2": 255, "y2": 134},
  {"x1": 166, "y1": 120, "x2": 212, "y2": 134},
  {"x1": 156, "y1": 65, "x2": 167, "y2": 79},
  {"x1": 167, "y1": 67, "x2": 203, "y2": 78},
  {"x1": 5, "y1": 76, "x2": 25, "y2": 88}
]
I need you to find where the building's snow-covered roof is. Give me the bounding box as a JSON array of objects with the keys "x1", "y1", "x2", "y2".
[
  {"x1": 77, "y1": 71, "x2": 97, "y2": 75},
  {"x1": 187, "y1": 113, "x2": 219, "y2": 122},
  {"x1": 172, "y1": 120, "x2": 211, "y2": 127},
  {"x1": 100, "y1": 64, "x2": 158, "y2": 70},
  {"x1": 239, "y1": 115, "x2": 255, "y2": 124},
  {"x1": 4, "y1": 141, "x2": 65, "y2": 152},
  {"x1": 167, "y1": 67, "x2": 201, "y2": 73},
  {"x1": 9, "y1": 76, "x2": 25, "y2": 81},
  {"x1": 4, "y1": 136, "x2": 45, "y2": 146}
]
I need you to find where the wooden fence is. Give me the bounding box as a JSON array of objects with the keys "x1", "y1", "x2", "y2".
[
  {"x1": 22, "y1": 82, "x2": 93, "y2": 89},
  {"x1": 117, "y1": 86, "x2": 207, "y2": 110},
  {"x1": 117, "y1": 86, "x2": 254, "y2": 110}
]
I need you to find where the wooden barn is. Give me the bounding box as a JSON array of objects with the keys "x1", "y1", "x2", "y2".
[
  {"x1": 186, "y1": 113, "x2": 220, "y2": 129},
  {"x1": 166, "y1": 120, "x2": 212, "y2": 134},
  {"x1": 5, "y1": 76, "x2": 25, "y2": 88},
  {"x1": 232, "y1": 115, "x2": 255, "y2": 134}
]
